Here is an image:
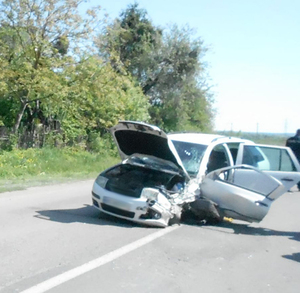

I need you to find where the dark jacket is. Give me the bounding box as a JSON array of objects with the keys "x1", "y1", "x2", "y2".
[{"x1": 286, "y1": 135, "x2": 300, "y2": 162}]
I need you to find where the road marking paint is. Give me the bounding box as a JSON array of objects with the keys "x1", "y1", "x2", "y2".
[{"x1": 21, "y1": 225, "x2": 180, "y2": 293}]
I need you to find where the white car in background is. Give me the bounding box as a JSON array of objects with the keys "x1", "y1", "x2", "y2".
[{"x1": 92, "y1": 121, "x2": 300, "y2": 227}]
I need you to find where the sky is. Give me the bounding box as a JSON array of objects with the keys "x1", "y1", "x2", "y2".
[{"x1": 82, "y1": 0, "x2": 300, "y2": 134}]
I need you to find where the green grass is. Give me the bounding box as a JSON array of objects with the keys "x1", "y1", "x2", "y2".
[{"x1": 0, "y1": 147, "x2": 120, "y2": 193}]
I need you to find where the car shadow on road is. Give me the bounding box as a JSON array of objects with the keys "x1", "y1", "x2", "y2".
[
  {"x1": 282, "y1": 252, "x2": 300, "y2": 263},
  {"x1": 182, "y1": 218, "x2": 300, "y2": 242},
  {"x1": 219, "y1": 221, "x2": 300, "y2": 242},
  {"x1": 34, "y1": 204, "x2": 151, "y2": 229}
]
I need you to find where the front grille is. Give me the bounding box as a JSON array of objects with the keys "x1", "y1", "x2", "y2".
[
  {"x1": 92, "y1": 199, "x2": 99, "y2": 207},
  {"x1": 101, "y1": 203, "x2": 135, "y2": 219}
]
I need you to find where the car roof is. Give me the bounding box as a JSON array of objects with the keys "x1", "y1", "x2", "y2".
[{"x1": 168, "y1": 132, "x2": 253, "y2": 146}]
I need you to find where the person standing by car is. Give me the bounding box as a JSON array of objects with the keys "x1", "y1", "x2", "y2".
[{"x1": 286, "y1": 129, "x2": 300, "y2": 190}]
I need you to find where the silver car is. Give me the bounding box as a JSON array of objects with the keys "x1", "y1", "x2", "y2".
[{"x1": 92, "y1": 121, "x2": 300, "y2": 227}]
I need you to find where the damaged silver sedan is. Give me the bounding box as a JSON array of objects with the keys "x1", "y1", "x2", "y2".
[{"x1": 92, "y1": 121, "x2": 300, "y2": 227}]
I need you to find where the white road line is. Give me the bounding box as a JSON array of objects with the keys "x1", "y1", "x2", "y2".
[{"x1": 21, "y1": 225, "x2": 180, "y2": 293}]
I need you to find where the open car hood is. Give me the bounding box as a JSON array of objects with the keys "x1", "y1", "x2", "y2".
[{"x1": 110, "y1": 121, "x2": 190, "y2": 180}]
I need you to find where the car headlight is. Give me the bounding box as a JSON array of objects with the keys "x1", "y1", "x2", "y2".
[
  {"x1": 95, "y1": 175, "x2": 108, "y2": 188},
  {"x1": 140, "y1": 188, "x2": 159, "y2": 201}
]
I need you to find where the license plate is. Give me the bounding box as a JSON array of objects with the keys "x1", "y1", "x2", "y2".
[{"x1": 103, "y1": 197, "x2": 130, "y2": 210}]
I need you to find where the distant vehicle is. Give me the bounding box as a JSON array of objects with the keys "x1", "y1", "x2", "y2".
[{"x1": 92, "y1": 121, "x2": 300, "y2": 227}]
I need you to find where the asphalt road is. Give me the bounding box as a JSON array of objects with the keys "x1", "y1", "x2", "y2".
[{"x1": 0, "y1": 180, "x2": 299, "y2": 293}]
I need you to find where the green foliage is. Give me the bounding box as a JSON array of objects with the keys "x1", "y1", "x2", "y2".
[
  {"x1": 0, "y1": 0, "x2": 103, "y2": 133},
  {"x1": 0, "y1": 0, "x2": 215, "y2": 150},
  {"x1": 54, "y1": 55, "x2": 150, "y2": 143},
  {"x1": 53, "y1": 35, "x2": 69, "y2": 56},
  {"x1": 0, "y1": 0, "x2": 150, "y2": 148},
  {"x1": 86, "y1": 131, "x2": 117, "y2": 154},
  {"x1": 99, "y1": 3, "x2": 162, "y2": 79},
  {"x1": 145, "y1": 25, "x2": 214, "y2": 132},
  {"x1": 98, "y1": 3, "x2": 214, "y2": 132}
]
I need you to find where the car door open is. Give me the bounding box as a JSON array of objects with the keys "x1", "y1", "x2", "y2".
[
  {"x1": 235, "y1": 143, "x2": 300, "y2": 198},
  {"x1": 201, "y1": 165, "x2": 286, "y2": 222}
]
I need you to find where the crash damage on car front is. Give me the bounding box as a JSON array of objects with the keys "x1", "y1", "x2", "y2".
[
  {"x1": 92, "y1": 120, "x2": 300, "y2": 227},
  {"x1": 92, "y1": 155, "x2": 202, "y2": 227},
  {"x1": 92, "y1": 121, "x2": 201, "y2": 227}
]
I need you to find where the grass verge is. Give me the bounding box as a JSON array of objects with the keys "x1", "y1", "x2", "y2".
[{"x1": 0, "y1": 147, "x2": 119, "y2": 193}]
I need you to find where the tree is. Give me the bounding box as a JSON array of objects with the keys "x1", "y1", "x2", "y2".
[
  {"x1": 0, "y1": 0, "x2": 102, "y2": 134},
  {"x1": 98, "y1": 3, "x2": 214, "y2": 132},
  {"x1": 98, "y1": 2, "x2": 162, "y2": 80},
  {"x1": 60, "y1": 55, "x2": 150, "y2": 142}
]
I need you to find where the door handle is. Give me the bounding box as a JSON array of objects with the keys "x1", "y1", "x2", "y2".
[
  {"x1": 255, "y1": 201, "x2": 269, "y2": 207},
  {"x1": 281, "y1": 178, "x2": 294, "y2": 182}
]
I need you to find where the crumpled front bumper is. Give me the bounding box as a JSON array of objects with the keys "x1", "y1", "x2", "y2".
[
  {"x1": 92, "y1": 182, "x2": 175, "y2": 227},
  {"x1": 92, "y1": 180, "x2": 200, "y2": 227}
]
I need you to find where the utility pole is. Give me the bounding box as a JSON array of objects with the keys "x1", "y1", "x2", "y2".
[{"x1": 284, "y1": 119, "x2": 288, "y2": 135}]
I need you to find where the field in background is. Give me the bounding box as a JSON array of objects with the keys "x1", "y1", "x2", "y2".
[{"x1": 217, "y1": 131, "x2": 289, "y2": 146}]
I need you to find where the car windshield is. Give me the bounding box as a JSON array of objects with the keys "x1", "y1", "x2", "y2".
[{"x1": 171, "y1": 140, "x2": 207, "y2": 177}]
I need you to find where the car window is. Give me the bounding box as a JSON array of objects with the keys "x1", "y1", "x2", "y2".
[
  {"x1": 243, "y1": 146, "x2": 297, "y2": 171},
  {"x1": 242, "y1": 146, "x2": 266, "y2": 167},
  {"x1": 171, "y1": 140, "x2": 207, "y2": 177},
  {"x1": 212, "y1": 166, "x2": 280, "y2": 197},
  {"x1": 206, "y1": 144, "x2": 230, "y2": 174},
  {"x1": 226, "y1": 143, "x2": 240, "y2": 164}
]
